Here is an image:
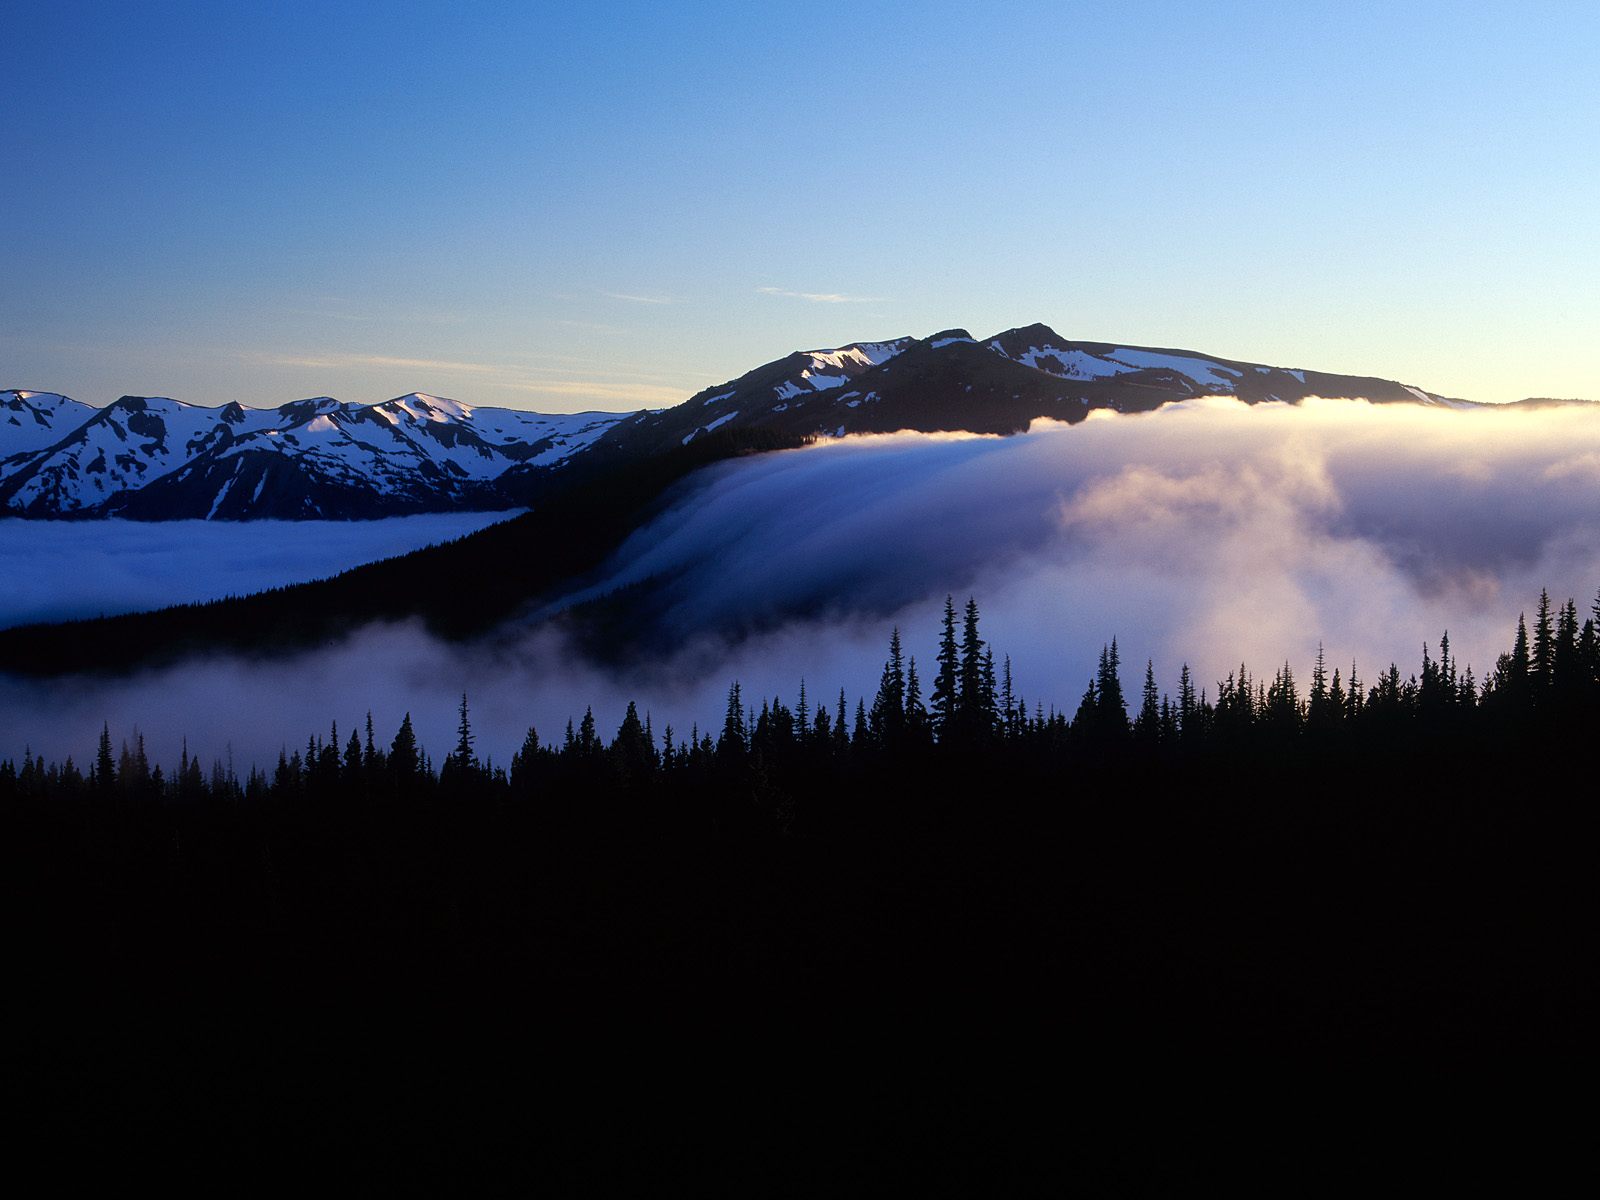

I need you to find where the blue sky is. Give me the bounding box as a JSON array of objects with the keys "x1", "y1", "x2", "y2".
[{"x1": 5, "y1": 0, "x2": 1597, "y2": 410}]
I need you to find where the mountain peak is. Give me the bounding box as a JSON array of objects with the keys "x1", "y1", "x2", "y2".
[
  {"x1": 382, "y1": 393, "x2": 475, "y2": 422},
  {"x1": 991, "y1": 322, "x2": 1066, "y2": 346}
]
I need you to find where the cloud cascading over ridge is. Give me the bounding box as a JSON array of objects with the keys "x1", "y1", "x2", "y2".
[
  {"x1": 6, "y1": 397, "x2": 1600, "y2": 770},
  {"x1": 559, "y1": 396, "x2": 1600, "y2": 672}
]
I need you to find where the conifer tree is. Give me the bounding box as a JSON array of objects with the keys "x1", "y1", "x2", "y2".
[
  {"x1": 1092, "y1": 641, "x2": 1129, "y2": 743},
  {"x1": 364, "y1": 712, "x2": 382, "y2": 774},
  {"x1": 1264, "y1": 662, "x2": 1300, "y2": 734},
  {"x1": 1001, "y1": 655, "x2": 1015, "y2": 739},
  {"x1": 870, "y1": 628, "x2": 907, "y2": 747},
  {"x1": 613, "y1": 701, "x2": 654, "y2": 781},
  {"x1": 95, "y1": 723, "x2": 116, "y2": 796},
  {"x1": 931, "y1": 595, "x2": 959, "y2": 741},
  {"x1": 719, "y1": 683, "x2": 747, "y2": 758},
  {"x1": 1308, "y1": 644, "x2": 1330, "y2": 728},
  {"x1": 1072, "y1": 677, "x2": 1098, "y2": 733},
  {"x1": 343, "y1": 730, "x2": 363, "y2": 784},
  {"x1": 180, "y1": 739, "x2": 204, "y2": 800},
  {"x1": 1178, "y1": 664, "x2": 1196, "y2": 737},
  {"x1": 1579, "y1": 618, "x2": 1600, "y2": 697},
  {"x1": 391, "y1": 713, "x2": 419, "y2": 781},
  {"x1": 1498, "y1": 614, "x2": 1532, "y2": 712},
  {"x1": 980, "y1": 647, "x2": 998, "y2": 738},
  {"x1": 1134, "y1": 660, "x2": 1160, "y2": 746},
  {"x1": 1532, "y1": 589, "x2": 1554, "y2": 694},
  {"x1": 1554, "y1": 598, "x2": 1579, "y2": 700},
  {"x1": 453, "y1": 693, "x2": 476, "y2": 773},
  {"x1": 905, "y1": 655, "x2": 931, "y2": 746},
  {"x1": 958, "y1": 598, "x2": 985, "y2": 731},
  {"x1": 1159, "y1": 696, "x2": 1178, "y2": 744}
]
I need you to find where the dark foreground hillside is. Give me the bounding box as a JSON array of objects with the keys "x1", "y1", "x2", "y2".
[
  {"x1": 2, "y1": 741, "x2": 1590, "y2": 1178},
  {"x1": 3, "y1": 593, "x2": 1595, "y2": 1176}
]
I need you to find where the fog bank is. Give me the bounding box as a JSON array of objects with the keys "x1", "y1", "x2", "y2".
[
  {"x1": 0, "y1": 511, "x2": 519, "y2": 628},
  {"x1": 6, "y1": 398, "x2": 1600, "y2": 770}
]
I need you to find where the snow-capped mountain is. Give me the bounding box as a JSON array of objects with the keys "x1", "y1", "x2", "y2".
[
  {"x1": 601, "y1": 323, "x2": 1464, "y2": 460},
  {"x1": 1, "y1": 391, "x2": 97, "y2": 458},
  {"x1": 1, "y1": 326, "x2": 1470, "y2": 519},
  {"x1": 0, "y1": 391, "x2": 626, "y2": 519}
]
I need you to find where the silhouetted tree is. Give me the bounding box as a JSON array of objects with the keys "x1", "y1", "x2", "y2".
[
  {"x1": 931, "y1": 596, "x2": 959, "y2": 742},
  {"x1": 870, "y1": 628, "x2": 907, "y2": 748}
]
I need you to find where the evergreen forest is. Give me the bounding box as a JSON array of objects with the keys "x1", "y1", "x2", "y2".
[{"x1": 4, "y1": 587, "x2": 1594, "y2": 1154}]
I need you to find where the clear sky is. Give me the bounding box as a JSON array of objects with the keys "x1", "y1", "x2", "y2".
[{"x1": 6, "y1": 0, "x2": 1597, "y2": 411}]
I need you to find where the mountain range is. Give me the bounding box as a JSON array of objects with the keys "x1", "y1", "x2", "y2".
[{"x1": 3, "y1": 324, "x2": 1473, "y2": 521}]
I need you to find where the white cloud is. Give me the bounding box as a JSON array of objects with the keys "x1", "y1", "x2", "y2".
[{"x1": 756, "y1": 286, "x2": 886, "y2": 304}]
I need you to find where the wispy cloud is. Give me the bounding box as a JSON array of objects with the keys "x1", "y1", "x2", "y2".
[
  {"x1": 507, "y1": 379, "x2": 687, "y2": 406},
  {"x1": 245, "y1": 351, "x2": 507, "y2": 374},
  {"x1": 601, "y1": 291, "x2": 676, "y2": 305},
  {"x1": 757, "y1": 286, "x2": 886, "y2": 305}
]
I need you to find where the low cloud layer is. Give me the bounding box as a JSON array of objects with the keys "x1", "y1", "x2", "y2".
[
  {"x1": 6, "y1": 398, "x2": 1600, "y2": 771},
  {"x1": 0, "y1": 511, "x2": 517, "y2": 628},
  {"x1": 560, "y1": 397, "x2": 1600, "y2": 681}
]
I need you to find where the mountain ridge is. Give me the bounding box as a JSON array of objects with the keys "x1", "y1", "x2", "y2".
[{"x1": 2, "y1": 324, "x2": 1490, "y2": 520}]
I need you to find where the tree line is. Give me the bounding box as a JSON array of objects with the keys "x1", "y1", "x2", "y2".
[
  {"x1": 6, "y1": 585, "x2": 1598, "y2": 809},
  {"x1": 5, "y1": 580, "x2": 1595, "y2": 1100}
]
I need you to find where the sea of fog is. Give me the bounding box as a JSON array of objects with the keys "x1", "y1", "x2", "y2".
[
  {"x1": 6, "y1": 397, "x2": 1600, "y2": 771},
  {"x1": 0, "y1": 510, "x2": 520, "y2": 628}
]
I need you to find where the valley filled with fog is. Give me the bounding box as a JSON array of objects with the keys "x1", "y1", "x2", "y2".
[
  {"x1": 6, "y1": 398, "x2": 1600, "y2": 770},
  {"x1": 0, "y1": 510, "x2": 518, "y2": 629}
]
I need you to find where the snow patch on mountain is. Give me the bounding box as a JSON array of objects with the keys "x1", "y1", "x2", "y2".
[
  {"x1": 805, "y1": 341, "x2": 910, "y2": 372},
  {"x1": 1000, "y1": 345, "x2": 1136, "y2": 380},
  {"x1": 1101, "y1": 349, "x2": 1243, "y2": 388}
]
